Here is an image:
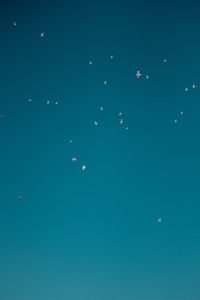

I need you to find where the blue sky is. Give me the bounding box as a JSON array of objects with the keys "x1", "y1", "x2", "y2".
[{"x1": 0, "y1": 0, "x2": 200, "y2": 299}]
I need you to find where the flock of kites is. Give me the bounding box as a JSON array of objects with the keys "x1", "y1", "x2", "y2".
[{"x1": 4, "y1": 21, "x2": 197, "y2": 224}]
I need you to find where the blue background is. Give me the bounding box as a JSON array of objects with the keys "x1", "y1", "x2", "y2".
[{"x1": 0, "y1": 0, "x2": 200, "y2": 299}]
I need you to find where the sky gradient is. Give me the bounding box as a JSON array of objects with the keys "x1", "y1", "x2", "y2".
[{"x1": 0, "y1": 0, "x2": 200, "y2": 299}]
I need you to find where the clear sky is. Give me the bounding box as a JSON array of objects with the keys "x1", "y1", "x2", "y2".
[{"x1": 0, "y1": 0, "x2": 200, "y2": 299}]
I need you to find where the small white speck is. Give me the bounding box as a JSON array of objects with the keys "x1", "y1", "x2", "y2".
[
  {"x1": 104, "y1": 81, "x2": 107, "y2": 85},
  {"x1": 46, "y1": 100, "x2": 50, "y2": 104},
  {"x1": 72, "y1": 157, "x2": 77, "y2": 162},
  {"x1": 55, "y1": 101, "x2": 58, "y2": 105},
  {"x1": 118, "y1": 112, "x2": 122, "y2": 116},
  {"x1": 69, "y1": 140, "x2": 73, "y2": 143},
  {"x1": 185, "y1": 88, "x2": 188, "y2": 92},
  {"x1": 110, "y1": 55, "x2": 114, "y2": 59},
  {"x1": 120, "y1": 119, "x2": 123, "y2": 125},
  {"x1": 100, "y1": 106, "x2": 103, "y2": 111},
  {"x1": 163, "y1": 59, "x2": 167, "y2": 63},
  {"x1": 125, "y1": 127, "x2": 128, "y2": 130},
  {"x1": 82, "y1": 165, "x2": 86, "y2": 171},
  {"x1": 193, "y1": 84, "x2": 196, "y2": 89},
  {"x1": 157, "y1": 218, "x2": 162, "y2": 223},
  {"x1": 180, "y1": 111, "x2": 184, "y2": 115},
  {"x1": 40, "y1": 32, "x2": 44, "y2": 38},
  {"x1": 13, "y1": 21, "x2": 16, "y2": 26},
  {"x1": 28, "y1": 98, "x2": 32, "y2": 102},
  {"x1": 94, "y1": 121, "x2": 98, "y2": 126},
  {"x1": 146, "y1": 75, "x2": 149, "y2": 79},
  {"x1": 89, "y1": 61, "x2": 92, "y2": 65},
  {"x1": 174, "y1": 119, "x2": 178, "y2": 123}
]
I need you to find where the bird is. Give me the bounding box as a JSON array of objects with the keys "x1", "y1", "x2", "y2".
[
  {"x1": 40, "y1": 32, "x2": 44, "y2": 38},
  {"x1": 136, "y1": 70, "x2": 142, "y2": 79},
  {"x1": 82, "y1": 165, "x2": 86, "y2": 171},
  {"x1": 94, "y1": 121, "x2": 98, "y2": 126},
  {"x1": 72, "y1": 157, "x2": 77, "y2": 162},
  {"x1": 157, "y1": 218, "x2": 162, "y2": 223}
]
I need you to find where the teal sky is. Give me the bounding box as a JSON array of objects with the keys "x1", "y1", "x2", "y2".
[{"x1": 0, "y1": 0, "x2": 200, "y2": 299}]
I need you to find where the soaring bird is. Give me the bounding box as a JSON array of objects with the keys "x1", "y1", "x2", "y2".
[{"x1": 136, "y1": 70, "x2": 142, "y2": 79}]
